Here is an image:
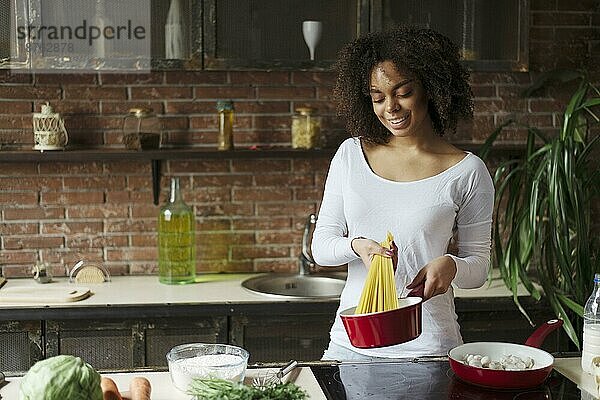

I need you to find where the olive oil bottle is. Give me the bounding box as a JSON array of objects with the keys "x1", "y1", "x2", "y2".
[{"x1": 158, "y1": 177, "x2": 196, "y2": 284}]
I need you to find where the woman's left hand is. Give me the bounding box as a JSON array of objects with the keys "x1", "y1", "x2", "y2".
[{"x1": 406, "y1": 256, "x2": 457, "y2": 301}]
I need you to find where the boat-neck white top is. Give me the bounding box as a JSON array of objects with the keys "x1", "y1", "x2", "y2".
[{"x1": 311, "y1": 137, "x2": 495, "y2": 358}]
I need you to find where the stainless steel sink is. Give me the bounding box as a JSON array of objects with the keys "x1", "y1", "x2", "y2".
[{"x1": 242, "y1": 273, "x2": 346, "y2": 299}]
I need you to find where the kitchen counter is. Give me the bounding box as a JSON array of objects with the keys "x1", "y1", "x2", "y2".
[
  {"x1": 1, "y1": 357, "x2": 597, "y2": 399},
  {"x1": 0, "y1": 366, "x2": 328, "y2": 400},
  {"x1": 0, "y1": 271, "x2": 527, "y2": 309}
]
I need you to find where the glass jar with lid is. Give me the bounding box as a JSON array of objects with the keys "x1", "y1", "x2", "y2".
[
  {"x1": 123, "y1": 107, "x2": 162, "y2": 151},
  {"x1": 291, "y1": 107, "x2": 321, "y2": 149}
]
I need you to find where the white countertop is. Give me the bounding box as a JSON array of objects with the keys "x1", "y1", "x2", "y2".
[
  {"x1": 554, "y1": 357, "x2": 600, "y2": 399},
  {"x1": 2, "y1": 358, "x2": 597, "y2": 399},
  {"x1": 0, "y1": 270, "x2": 526, "y2": 308},
  {"x1": 0, "y1": 366, "x2": 327, "y2": 400}
]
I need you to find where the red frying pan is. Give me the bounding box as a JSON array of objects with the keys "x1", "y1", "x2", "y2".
[{"x1": 448, "y1": 319, "x2": 563, "y2": 389}]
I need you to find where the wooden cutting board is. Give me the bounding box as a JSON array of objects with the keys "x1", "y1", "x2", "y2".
[{"x1": 0, "y1": 286, "x2": 91, "y2": 303}]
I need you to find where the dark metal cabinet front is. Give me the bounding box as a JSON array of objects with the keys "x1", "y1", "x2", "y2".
[
  {"x1": 230, "y1": 313, "x2": 335, "y2": 363},
  {"x1": 0, "y1": 320, "x2": 43, "y2": 375},
  {"x1": 45, "y1": 316, "x2": 227, "y2": 370}
]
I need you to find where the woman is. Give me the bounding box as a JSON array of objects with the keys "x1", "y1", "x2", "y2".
[{"x1": 311, "y1": 26, "x2": 494, "y2": 360}]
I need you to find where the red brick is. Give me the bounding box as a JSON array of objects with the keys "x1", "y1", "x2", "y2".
[
  {"x1": 254, "y1": 259, "x2": 296, "y2": 273},
  {"x1": 67, "y1": 235, "x2": 128, "y2": 248},
  {"x1": 0, "y1": 222, "x2": 38, "y2": 235},
  {"x1": 0, "y1": 101, "x2": 33, "y2": 113},
  {"x1": 4, "y1": 207, "x2": 64, "y2": 220},
  {"x1": 0, "y1": 163, "x2": 37, "y2": 175},
  {"x1": 471, "y1": 85, "x2": 496, "y2": 98},
  {"x1": 41, "y1": 221, "x2": 103, "y2": 234},
  {"x1": 254, "y1": 115, "x2": 289, "y2": 130},
  {"x1": 555, "y1": 27, "x2": 600, "y2": 41},
  {"x1": 0, "y1": 86, "x2": 60, "y2": 100},
  {"x1": 161, "y1": 116, "x2": 189, "y2": 130},
  {"x1": 107, "y1": 247, "x2": 157, "y2": 261},
  {"x1": 168, "y1": 159, "x2": 230, "y2": 173},
  {"x1": 67, "y1": 204, "x2": 128, "y2": 219},
  {"x1": 233, "y1": 187, "x2": 291, "y2": 202},
  {"x1": 316, "y1": 86, "x2": 334, "y2": 100},
  {"x1": 474, "y1": 99, "x2": 505, "y2": 114},
  {"x1": 4, "y1": 236, "x2": 64, "y2": 250},
  {"x1": 131, "y1": 87, "x2": 193, "y2": 99},
  {"x1": 194, "y1": 174, "x2": 253, "y2": 187},
  {"x1": 291, "y1": 71, "x2": 336, "y2": 85},
  {"x1": 64, "y1": 86, "x2": 126, "y2": 100},
  {"x1": 295, "y1": 188, "x2": 322, "y2": 201},
  {"x1": 105, "y1": 219, "x2": 156, "y2": 233},
  {"x1": 231, "y1": 245, "x2": 289, "y2": 259},
  {"x1": 165, "y1": 71, "x2": 228, "y2": 84},
  {"x1": 232, "y1": 217, "x2": 292, "y2": 230},
  {"x1": 104, "y1": 161, "x2": 149, "y2": 174},
  {"x1": 100, "y1": 72, "x2": 164, "y2": 85},
  {"x1": 0, "y1": 177, "x2": 56, "y2": 190},
  {"x1": 197, "y1": 218, "x2": 231, "y2": 230},
  {"x1": 190, "y1": 187, "x2": 231, "y2": 202},
  {"x1": 101, "y1": 101, "x2": 164, "y2": 114},
  {"x1": 198, "y1": 231, "x2": 254, "y2": 245},
  {"x1": 131, "y1": 204, "x2": 160, "y2": 218},
  {"x1": 235, "y1": 101, "x2": 291, "y2": 114},
  {"x1": 165, "y1": 101, "x2": 215, "y2": 114},
  {"x1": 231, "y1": 159, "x2": 291, "y2": 173},
  {"x1": 41, "y1": 191, "x2": 104, "y2": 205},
  {"x1": 0, "y1": 71, "x2": 33, "y2": 84},
  {"x1": 230, "y1": 71, "x2": 290, "y2": 85},
  {"x1": 254, "y1": 173, "x2": 313, "y2": 186},
  {"x1": 0, "y1": 115, "x2": 33, "y2": 129},
  {"x1": 0, "y1": 192, "x2": 38, "y2": 206},
  {"x1": 256, "y1": 202, "x2": 317, "y2": 217},
  {"x1": 197, "y1": 203, "x2": 254, "y2": 217},
  {"x1": 131, "y1": 235, "x2": 157, "y2": 247},
  {"x1": 0, "y1": 251, "x2": 37, "y2": 265},
  {"x1": 194, "y1": 86, "x2": 256, "y2": 99},
  {"x1": 198, "y1": 244, "x2": 230, "y2": 259},
  {"x1": 35, "y1": 73, "x2": 98, "y2": 85},
  {"x1": 62, "y1": 176, "x2": 126, "y2": 190},
  {"x1": 257, "y1": 87, "x2": 315, "y2": 99},
  {"x1": 39, "y1": 162, "x2": 103, "y2": 175}
]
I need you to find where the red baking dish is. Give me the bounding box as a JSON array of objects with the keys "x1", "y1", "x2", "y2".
[{"x1": 340, "y1": 284, "x2": 423, "y2": 348}]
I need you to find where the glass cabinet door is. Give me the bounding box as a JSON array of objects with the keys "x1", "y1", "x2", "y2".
[
  {"x1": 203, "y1": 0, "x2": 366, "y2": 69},
  {"x1": 371, "y1": 0, "x2": 529, "y2": 71}
]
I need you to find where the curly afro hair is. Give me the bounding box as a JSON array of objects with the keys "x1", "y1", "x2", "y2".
[{"x1": 333, "y1": 26, "x2": 473, "y2": 144}]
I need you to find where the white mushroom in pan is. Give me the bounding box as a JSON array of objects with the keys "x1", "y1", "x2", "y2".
[{"x1": 462, "y1": 353, "x2": 535, "y2": 370}]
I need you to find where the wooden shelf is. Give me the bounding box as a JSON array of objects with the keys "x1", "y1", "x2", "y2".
[
  {"x1": 0, "y1": 147, "x2": 337, "y2": 162},
  {"x1": 0, "y1": 144, "x2": 524, "y2": 205}
]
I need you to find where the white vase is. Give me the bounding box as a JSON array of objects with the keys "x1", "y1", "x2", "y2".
[{"x1": 165, "y1": 0, "x2": 187, "y2": 59}]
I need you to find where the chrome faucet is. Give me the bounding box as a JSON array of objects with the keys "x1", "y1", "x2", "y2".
[{"x1": 299, "y1": 213, "x2": 317, "y2": 275}]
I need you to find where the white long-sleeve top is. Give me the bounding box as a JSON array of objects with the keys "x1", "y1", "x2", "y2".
[{"x1": 312, "y1": 137, "x2": 494, "y2": 358}]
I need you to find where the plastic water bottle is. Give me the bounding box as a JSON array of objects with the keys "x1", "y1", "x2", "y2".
[{"x1": 582, "y1": 273, "x2": 600, "y2": 374}]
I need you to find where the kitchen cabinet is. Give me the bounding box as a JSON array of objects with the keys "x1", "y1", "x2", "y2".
[
  {"x1": 0, "y1": 320, "x2": 43, "y2": 375},
  {"x1": 45, "y1": 317, "x2": 228, "y2": 370},
  {"x1": 1, "y1": 0, "x2": 527, "y2": 72},
  {"x1": 0, "y1": 275, "x2": 570, "y2": 374}
]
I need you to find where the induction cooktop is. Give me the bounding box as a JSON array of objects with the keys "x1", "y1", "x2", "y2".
[{"x1": 310, "y1": 358, "x2": 584, "y2": 400}]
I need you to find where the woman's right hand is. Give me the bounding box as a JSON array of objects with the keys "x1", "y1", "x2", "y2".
[{"x1": 351, "y1": 237, "x2": 395, "y2": 269}]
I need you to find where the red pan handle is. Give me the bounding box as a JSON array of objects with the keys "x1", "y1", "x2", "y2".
[{"x1": 524, "y1": 319, "x2": 563, "y2": 348}]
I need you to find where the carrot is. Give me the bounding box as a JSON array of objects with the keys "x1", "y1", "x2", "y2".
[
  {"x1": 129, "y1": 376, "x2": 152, "y2": 400},
  {"x1": 101, "y1": 377, "x2": 124, "y2": 400}
]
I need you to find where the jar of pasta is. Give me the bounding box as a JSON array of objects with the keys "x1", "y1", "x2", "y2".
[{"x1": 291, "y1": 107, "x2": 321, "y2": 149}]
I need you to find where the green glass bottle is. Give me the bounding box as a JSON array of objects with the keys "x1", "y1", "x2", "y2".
[{"x1": 158, "y1": 177, "x2": 196, "y2": 284}]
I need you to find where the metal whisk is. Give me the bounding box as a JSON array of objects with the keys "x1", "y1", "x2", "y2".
[{"x1": 252, "y1": 360, "x2": 298, "y2": 388}]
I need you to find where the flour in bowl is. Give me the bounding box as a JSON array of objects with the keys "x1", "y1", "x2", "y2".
[{"x1": 169, "y1": 354, "x2": 246, "y2": 391}]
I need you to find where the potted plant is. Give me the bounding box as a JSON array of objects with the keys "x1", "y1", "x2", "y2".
[{"x1": 479, "y1": 70, "x2": 600, "y2": 348}]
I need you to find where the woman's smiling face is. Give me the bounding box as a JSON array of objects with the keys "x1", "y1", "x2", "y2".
[{"x1": 369, "y1": 60, "x2": 433, "y2": 139}]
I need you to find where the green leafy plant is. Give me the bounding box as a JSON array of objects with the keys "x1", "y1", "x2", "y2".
[
  {"x1": 479, "y1": 70, "x2": 600, "y2": 348},
  {"x1": 187, "y1": 378, "x2": 308, "y2": 400}
]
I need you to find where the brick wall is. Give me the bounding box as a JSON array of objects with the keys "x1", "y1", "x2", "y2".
[{"x1": 0, "y1": 1, "x2": 598, "y2": 278}]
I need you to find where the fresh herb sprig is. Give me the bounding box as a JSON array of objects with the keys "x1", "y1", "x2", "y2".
[{"x1": 187, "y1": 378, "x2": 308, "y2": 400}]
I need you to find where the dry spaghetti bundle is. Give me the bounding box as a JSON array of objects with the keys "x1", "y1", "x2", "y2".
[{"x1": 355, "y1": 232, "x2": 399, "y2": 314}]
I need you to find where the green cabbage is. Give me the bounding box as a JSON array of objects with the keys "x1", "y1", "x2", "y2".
[{"x1": 19, "y1": 355, "x2": 102, "y2": 400}]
